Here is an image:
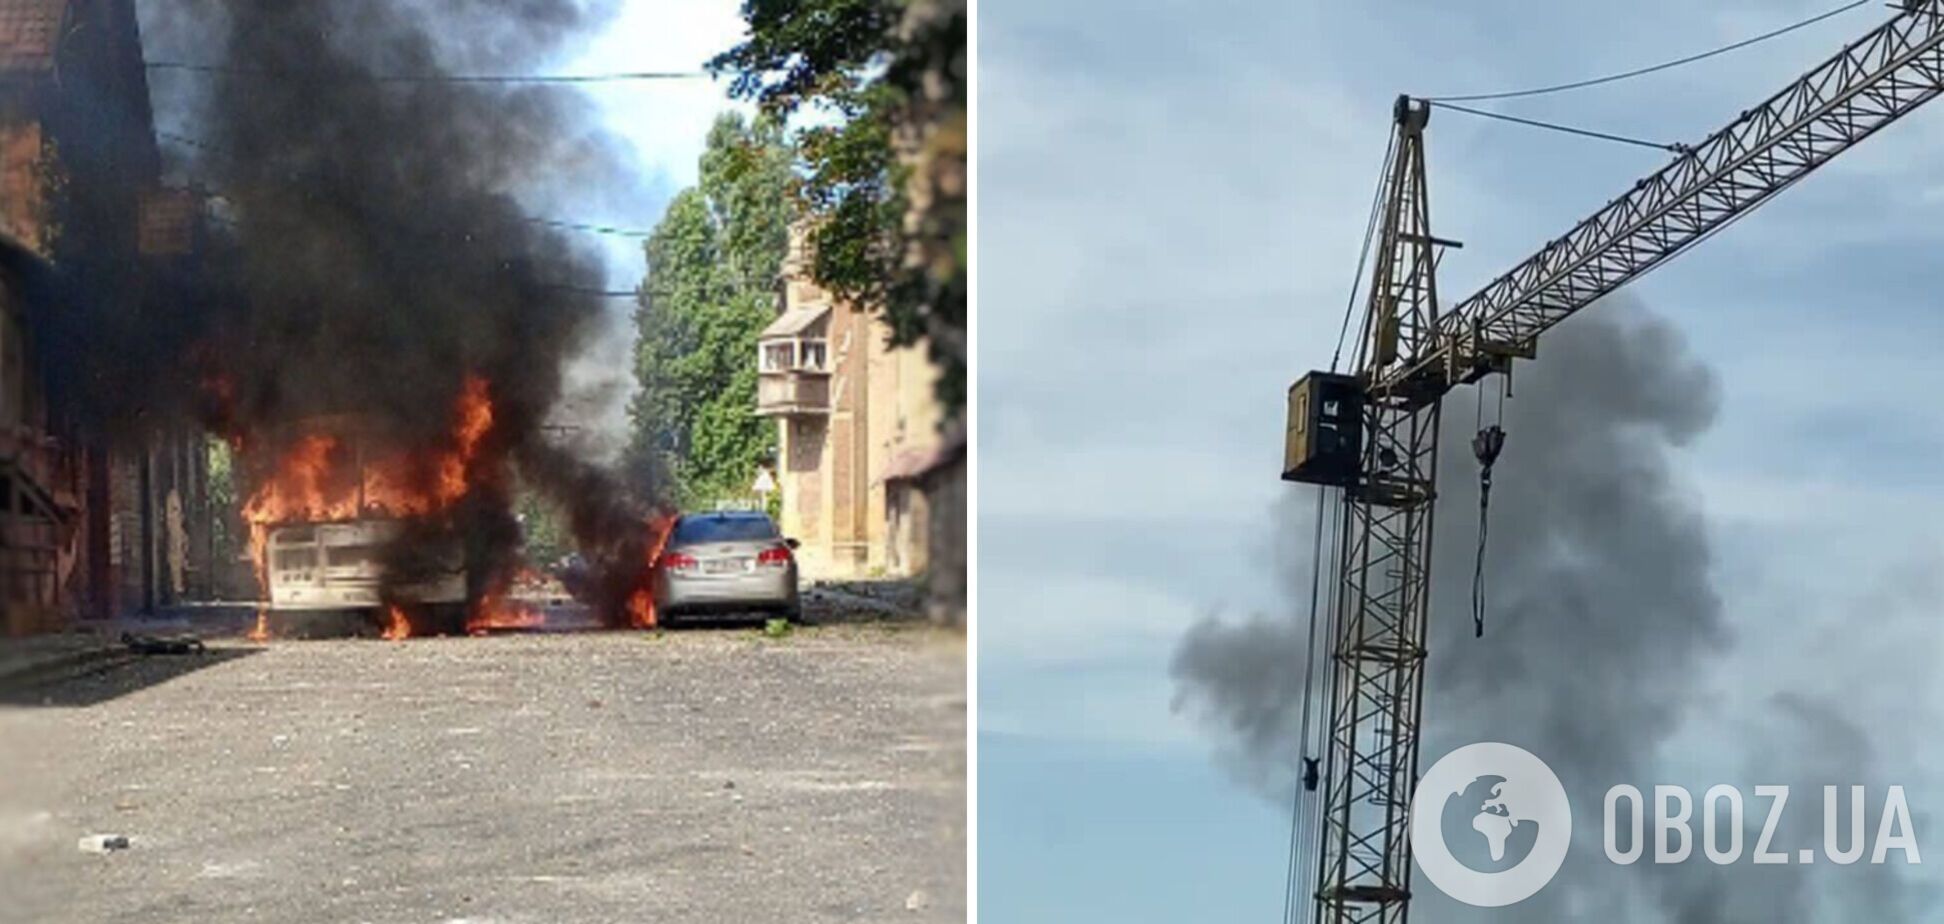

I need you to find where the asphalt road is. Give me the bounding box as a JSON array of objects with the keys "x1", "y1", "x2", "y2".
[{"x1": 0, "y1": 616, "x2": 964, "y2": 923}]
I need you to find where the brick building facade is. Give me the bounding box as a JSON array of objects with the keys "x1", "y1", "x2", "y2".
[
  {"x1": 0, "y1": 0, "x2": 211, "y2": 633},
  {"x1": 756, "y1": 232, "x2": 946, "y2": 581}
]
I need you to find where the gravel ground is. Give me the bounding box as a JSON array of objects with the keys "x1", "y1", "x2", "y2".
[{"x1": 0, "y1": 619, "x2": 964, "y2": 923}]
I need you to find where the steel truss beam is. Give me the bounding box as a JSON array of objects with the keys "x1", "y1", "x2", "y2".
[
  {"x1": 1315, "y1": 98, "x2": 1442, "y2": 924},
  {"x1": 1388, "y1": 0, "x2": 1944, "y2": 396}
]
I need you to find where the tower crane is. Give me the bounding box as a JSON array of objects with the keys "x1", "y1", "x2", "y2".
[{"x1": 1281, "y1": 2, "x2": 1944, "y2": 921}]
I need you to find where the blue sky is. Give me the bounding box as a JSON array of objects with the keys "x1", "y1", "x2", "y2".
[
  {"x1": 979, "y1": 1, "x2": 1944, "y2": 921},
  {"x1": 553, "y1": 1, "x2": 752, "y2": 448},
  {"x1": 558, "y1": 0, "x2": 751, "y2": 283}
]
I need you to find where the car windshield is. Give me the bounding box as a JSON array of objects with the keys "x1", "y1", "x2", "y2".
[{"x1": 672, "y1": 515, "x2": 779, "y2": 544}]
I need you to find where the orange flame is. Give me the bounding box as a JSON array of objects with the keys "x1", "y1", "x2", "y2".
[
  {"x1": 624, "y1": 513, "x2": 677, "y2": 630},
  {"x1": 381, "y1": 603, "x2": 412, "y2": 641},
  {"x1": 467, "y1": 586, "x2": 545, "y2": 635},
  {"x1": 239, "y1": 374, "x2": 503, "y2": 630}
]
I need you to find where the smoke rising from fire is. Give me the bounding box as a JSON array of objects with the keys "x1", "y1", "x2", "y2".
[
  {"x1": 127, "y1": 0, "x2": 670, "y2": 623},
  {"x1": 1171, "y1": 299, "x2": 1924, "y2": 921}
]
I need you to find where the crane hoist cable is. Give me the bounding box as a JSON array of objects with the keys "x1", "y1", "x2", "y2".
[
  {"x1": 1281, "y1": 487, "x2": 1330, "y2": 924},
  {"x1": 1470, "y1": 376, "x2": 1508, "y2": 638},
  {"x1": 1295, "y1": 491, "x2": 1331, "y2": 789},
  {"x1": 1286, "y1": 134, "x2": 1396, "y2": 924}
]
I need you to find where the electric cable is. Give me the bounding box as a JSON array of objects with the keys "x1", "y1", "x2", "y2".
[
  {"x1": 146, "y1": 60, "x2": 707, "y2": 84},
  {"x1": 520, "y1": 216, "x2": 655, "y2": 238},
  {"x1": 190, "y1": 180, "x2": 639, "y2": 298},
  {"x1": 1424, "y1": 0, "x2": 1871, "y2": 103},
  {"x1": 157, "y1": 131, "x2": 657, "y2": 238},
  {"x1": 539, "y1": 284, "x2": 641, "y2": 298}
]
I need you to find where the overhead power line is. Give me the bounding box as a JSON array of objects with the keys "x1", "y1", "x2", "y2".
[
  {"x1": 521, "y1": 216, "x2": 655, "y2": 238},
  {"x1": 1424, "y1": 0, "x2": 1872, "y2": 103},
  {"x1": 539, "y1": 284, "x2": 641, "y2": 299},
  {"x1": 195, "y1": 211, "x2": 638, "y2": 298},
  {"x1": 1429, "y1": 101, "x2": 1690, "y2": 153},
  {"x1": 145, "y1": 60, "x2": 709, "y2": 84},
  {"x1": 155, "y1": 130, "x2": 658, "y2": 238}
]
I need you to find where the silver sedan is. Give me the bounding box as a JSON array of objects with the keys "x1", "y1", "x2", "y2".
[{"x1": 654, "y1": 511, "x2": 802, "y2": 623}]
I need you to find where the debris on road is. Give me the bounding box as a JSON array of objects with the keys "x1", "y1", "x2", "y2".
[
  {"x1": 121, "y1": 633, "x2": 207, "y2": 656},
  {"x1": 12, "y1": 628, "x2": 965, "y2": 922},
  {"x1": 78, "y1": 834, "x2": 131, "y2": 854}
]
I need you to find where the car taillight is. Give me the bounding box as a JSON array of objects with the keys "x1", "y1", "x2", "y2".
[
  {"x1": 756, "y1": 545, "x2": 792, "y2": 568},
  {"x1": 661, "y1": 552, "x2": 698, "y2": 573}
]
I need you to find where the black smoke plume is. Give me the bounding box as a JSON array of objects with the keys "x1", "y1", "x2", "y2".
[
  {"x1": 105, "y1": 0, "x2": 667, "y2": 616},
  {"x1": 1172, "y1": 299, "x2": 1925, "y2": 921}
]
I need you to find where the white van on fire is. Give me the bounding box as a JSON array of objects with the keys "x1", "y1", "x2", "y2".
[{"x1": 265, "y1": 518, "x2": 466, "y2": 612}]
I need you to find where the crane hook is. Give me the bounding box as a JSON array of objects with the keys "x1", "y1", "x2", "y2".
[{"x1": 1471, "y1": 424, "x2": 1507, "y2": 639}]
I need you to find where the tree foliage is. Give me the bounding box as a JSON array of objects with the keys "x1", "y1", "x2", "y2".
[
  {"x1": 515, "y1": 485, "x2": 571, "y2": 566},
  {"x1": 629, "y1": 113, "x2": 793, "y2": 507},
  {"x1": 711, "y1": 0, "x2": 967, "y2": 420}
]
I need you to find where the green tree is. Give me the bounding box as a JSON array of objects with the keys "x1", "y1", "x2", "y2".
[
  {"x1": 710, "y1": 0, "x2": 967, "y2": 420},
  {"x1": 206, "y1": 437, "x2": 242, "y2": 570},
  {"x1": 629, "y1": 113, "x2": 793, "y2": 507},
  {"x1": 515, "y1": 485, "x2": 571, "y2": 566}
]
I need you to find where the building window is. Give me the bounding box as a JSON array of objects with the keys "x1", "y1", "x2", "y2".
[
  {"x1": 761, "y1": 338, "x2": 830, "y2": 373},
  {"x1": 800, "y1": 339, "x2": 827, "y2": 371},
  {"x1": 761, "y1": 341, "x2": 796, "y2": 373}
]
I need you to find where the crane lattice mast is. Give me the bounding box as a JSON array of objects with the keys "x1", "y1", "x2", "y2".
[{"x1": 1283, "y1": 3, "x2": 1944, "y2": 921}]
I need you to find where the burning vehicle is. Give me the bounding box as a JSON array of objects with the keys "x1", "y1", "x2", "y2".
[
  {"x1": 248, "y1": 416, "x2": 468, "y2": 634},
  {"x1": 227, "y1": 383, "x2": 673, "y2": 639},
  {"x1": 103, "y1": 2, "x2": 688, "y2": 639},
  {"x1": 264, "y1": 520, "x2": 464, "y2": 616},
  {"x1": 238, "y1": 391, "x2": 506, "y2": 636}
]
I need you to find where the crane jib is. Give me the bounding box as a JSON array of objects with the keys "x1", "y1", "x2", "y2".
[{"x1": 1383, "y1": 1, "x2": 1944, "y2": 397}]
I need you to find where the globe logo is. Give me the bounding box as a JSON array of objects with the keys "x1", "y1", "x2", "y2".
[
  {"x1": 1411, "y1": 743, "x2": 1571, "y2": 908},
  {"x1": 1441, "y1": 775, "x2": 1541, "y2": 873}
]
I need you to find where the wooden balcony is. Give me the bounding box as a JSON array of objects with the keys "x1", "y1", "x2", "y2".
[{"x1": 756, "y1": 371, "x2": 832, "y2": 417}]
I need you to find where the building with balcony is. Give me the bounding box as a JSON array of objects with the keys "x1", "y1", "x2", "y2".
[{"x1": 756, "y1": 232, "x2": 943, "y2": 580}]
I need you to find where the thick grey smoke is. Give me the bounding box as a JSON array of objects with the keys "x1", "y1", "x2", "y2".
[
  {"x1": 1169, "y1": 486, "x2": 1329, "y2": 798},
  {"x1": 1172, "y1": 298, "x2": 1925, "y2": 921},
  {"x1": 149, "y1": 0, "x2": 620, "y2": 444},
  {"x1": 105, "y1": 0, "x2": 667, "y2": 615}
]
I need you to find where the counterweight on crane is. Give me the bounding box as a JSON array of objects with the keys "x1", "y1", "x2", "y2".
[{"x1": 1283, "y1": 2, "x2": 1944, "y2": 921}]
